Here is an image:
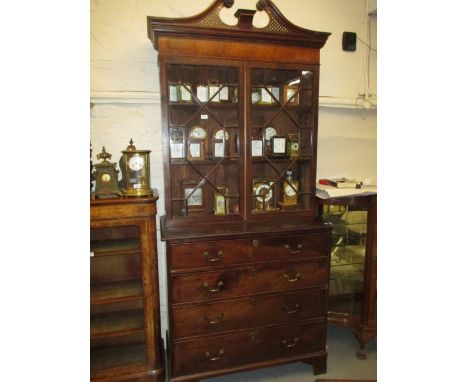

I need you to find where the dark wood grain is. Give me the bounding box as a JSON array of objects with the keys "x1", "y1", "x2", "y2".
[
  {"x1": 90, "y1": 195, "x2": 165, "y2": 382},
  {"x1": 147, "y1": 1, "x2": 331, "y2": 380}
]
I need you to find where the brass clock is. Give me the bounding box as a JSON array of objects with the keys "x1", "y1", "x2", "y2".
[
  {"x1": 120, "y1": 139, "x2": 153, "y2": 197},
  {"x1": 253, "y1": 180, "x2": 275, "y2": 212},
  {"x1": 92, "y1": 147, "x2": 122, "y2": 199},
  {"x1": 288, "y1": 133, "x2": 300, "y2": 158},
  {"x1": 279, "y1": 171, "x2": 299, "y2": 210}
]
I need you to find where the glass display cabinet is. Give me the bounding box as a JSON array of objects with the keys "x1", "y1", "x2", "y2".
[
  {"x1": 90, "y1": 195, "x2": 165, "y2": 382},
  {"x1": 147, "y1": 1, "x2": 332, "y2": 381},
  {"x1": 317, "y1": 194, "x2": 377, "y2": 359}
]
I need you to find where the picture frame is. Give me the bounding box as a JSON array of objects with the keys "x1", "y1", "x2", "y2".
[
  {"x1": 179, "y1": 84, "x2": 192, "y2": 102},
  {"x1": 181, "y1": 180, "x2": 205, "y2": 215},
  {"x1": 188, "y1": 142, "x2": 204, "y2": 160},
  {"x1": 270, "y1": 136, "x2": 288, "y2": 158},
  {"x1": 169, "y1": 127, "x2": 185, "y2": 159},
  {"x1": 196, "y1": 84, "x2": 209, "y2": 102},
  {"x1": 169, "y1": 84, "x2": 179, "y2": 102},
  {"x1": 251, "y1": 139, "x2": 263, "y2": 157},
  {"x1": 212, "y1": 140, "x2": 225, "y2": 158}
]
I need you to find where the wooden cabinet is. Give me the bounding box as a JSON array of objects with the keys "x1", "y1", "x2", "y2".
[
  {"x1": 90, "y1": 195, "x2": 165, "y2": 382},
  {"x1": 147, "y1": 1, "x2": 331, "y2": 380},
  {"x1": 317, "y1": 194, "x2": 377, "y2": 359}
]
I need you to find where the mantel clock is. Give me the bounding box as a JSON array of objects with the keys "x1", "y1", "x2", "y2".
[
  {"x1": 120, "y1": 139, "x2": 153, "y2": 197},
  {"x1": 92, "y1": 147, "x2": 122, "y2": 199}
]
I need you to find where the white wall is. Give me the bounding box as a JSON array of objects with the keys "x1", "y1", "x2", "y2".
[{"x1": 91, "y1": 0, "x2": 377, "y2": 338}]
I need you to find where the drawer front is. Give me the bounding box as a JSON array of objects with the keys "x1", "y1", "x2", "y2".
[
  {"x1": 170, "y1": 234, "x2": 329, "y2": 271},
  {"x1": 171, "y1": 260, "x2": 328, "y2": 303},
  {"x1": 172, "y1": 288, "x2": 326, "y2": 338},
  {"x1": 172, "y1": 321, "x2": 326, "y2": 376}
]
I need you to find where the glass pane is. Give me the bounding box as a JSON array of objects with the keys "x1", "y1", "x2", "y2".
[
  {"x1": 167, "y1": 63, "x2": 241, "y2": 219},
  {"x1": 250, "y1": 68, "x2": 315, "y2": 214},
  {"x1": 90, "y1": 226, "x2": 147, "y2": 371},
  {"x1": 322, "y1": 205, "x2": 367, "y2": 317}
]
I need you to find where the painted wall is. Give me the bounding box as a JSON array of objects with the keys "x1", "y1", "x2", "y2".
[{"x1": 90, "y1": 0, "x2": 377, "y2": 337}]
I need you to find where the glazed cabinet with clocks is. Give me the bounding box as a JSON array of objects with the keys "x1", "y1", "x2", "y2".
[
  {"x1": 160, "y1": 50, "x2": 320, "y2": 223},
  {"x1": 148, "y1": 1, "x2": 331, "y2": 381}
]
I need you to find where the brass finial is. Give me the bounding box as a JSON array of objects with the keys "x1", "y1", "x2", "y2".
[
  {"x1": 97, "y1": 146, "x2": 112, "y2": 163},
  {"x1": 127, "y1": 138, "x2": 137, "y2": 151}
]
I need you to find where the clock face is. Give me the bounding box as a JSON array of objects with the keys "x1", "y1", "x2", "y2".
[
  {"x1": 265, "y1": 127, "x2": 277, "y2": 141},
  {"x1": 214, "y1": 130, "x2": 229, "y2": 140},
  {"x1": 254, "y1": 183, "x2": 273, "y2": 202},
  {"x1": 291, "y1": 142, "x2": 299, "y2": 151},
  {"x1": 190, "y1": 126, "x2": 207, "y2": 140},
  {"x1": 101, "y1": 173, "x2": 111, "y2": 182},
  {"x1": 285, "y1": 184, "x2": 296, "y2": 197},
  {"x1": 128, "y1": 156, "x2": 144, "y2": 171}
]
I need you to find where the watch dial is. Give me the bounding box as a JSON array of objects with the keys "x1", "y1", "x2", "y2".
[
  {"x1": 190, "y1": 126, "x2": 207, "y2": 139},
  {"x1": 128, "y1": 156, "x2": 144, "y2": 171},
  {"x1": 265, "y1": 127, "x2": 277, "y2": 141},
  {"x1": 255, "y1": 183, "x2": 273, "y2": 202},
  {"x1": 285, "y1": 185, "x2": 296, "y2": 197},
  {"x1": 291, "y1": 142, "x2": 299, "y2": 151},
  {"x1": 214, "y1": 130, "x2": 229, "y2": 140},
  {"x1": 101, "y1": 173, "x2": 111, "y2": 182}
]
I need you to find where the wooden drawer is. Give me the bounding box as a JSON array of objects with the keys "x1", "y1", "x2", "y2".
[
  {"x1": 172, "y1": 288, "x2": 326, "y2": 338},
  {"x1": 172, "y1": 320, "x2": 326, "y2": 376},
  {"x1": 171, "y1": 259, "x2": 328, "y2": 303},
  {"x1": 170, "y1": 234, "x2": 329, "y2": 272}
]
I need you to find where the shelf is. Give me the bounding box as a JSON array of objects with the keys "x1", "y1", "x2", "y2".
[
  {"x1": 91, "y1": 280, "x2": 143, "y2": 305},
  {"x1": 91, "y1": 344, "x2": 147, "y2": 371},
  {"x1": 90, "y1": 238, "x2": 140, "y2": 256},
  {"x1": 251, "y1": 104, "x2": 312, "y2": 111},
  {"x1": 252, "y1": 155, "x2": 312, "y2": 163},
  {"x1": 91, "y1": 309, "x2": 145, "y2": 339},
  {"x1": 170, "y1": 157, "x2": 240, "y2": 165},
  {"x1": 168, "y1": 102, "x2": 238, "y2": 108}
]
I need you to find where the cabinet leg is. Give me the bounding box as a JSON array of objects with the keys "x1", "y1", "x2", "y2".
[
  {"x1": 356, "y1": 343, "x2": 367, "y2": 360},
  {"x1": 303, "y1": 354, "x2": 327, "y2": 375}
]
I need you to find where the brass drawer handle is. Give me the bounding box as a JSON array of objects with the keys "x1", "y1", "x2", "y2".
[
  {"x1": 204, "y1": 313, "x2": 224, "y2": 325},
  {"x1": 203, "y1": 251, "x2": 223, "y2": 262},
  {"x1": 283, "y1": 272, "x2": 301, "y2": 282},
  {"x1": 252, "y1": 239, "x2": 260, "y2": 248},
  {"x1": 204, "y1": 280, "x2": 224, "y2": 293},
  {"x1": 284, "y1": 243, "x2": 303, "y2": 254},
  {"x1": 282, "y1": 337, "x2": 299, "y2": 348},
  {"x1": 282, "y1": 303, "x2": 304, "y2": 314},
  {"x1": 205, "y1": 349, "x2": 224, "y2": 361}
]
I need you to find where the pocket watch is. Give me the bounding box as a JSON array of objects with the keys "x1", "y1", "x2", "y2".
[
  {"x1": 92, "y1": 147, "x2": 122, "y2": 199},
  {"x1": 120, "y1": 139, "x2": 153, "y2": 197}
]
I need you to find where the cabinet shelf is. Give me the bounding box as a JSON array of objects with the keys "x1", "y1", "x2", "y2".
[
  {"x1": 91, "y1": 280, "x2": 143, "y2": 305},
  {"x1": 168, "y1": 102, "x2": 238, "y2": 108},
  {"x1": 170, "y1": 157, "x2": 240, "y2": 165},
  {"x1": 91, "y1": 344, "x2": 147, "y2": 371},
  {"x1": 91, "y1": 238, "x2": 140, "y2": 256},
  {"x1": 91, "y1": 309, "x2": 145, "y2": 339}
]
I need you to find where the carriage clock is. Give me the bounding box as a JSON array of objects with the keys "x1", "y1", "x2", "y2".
[
  {"x1": 120, "y1": 139, "x2": 153, "y2": 197},
  {"x1": 92, "y1": 146, "x2": 122, "y2": 199},
  {"x1": 279, "y1": 170, "x2": 299, "y2": 210}
]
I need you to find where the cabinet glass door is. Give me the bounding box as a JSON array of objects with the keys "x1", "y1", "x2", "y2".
[
  {"x1": 166, "y1": 63, "x2": 242, "y2": 220},
  {"x1": 248, "y1": 66, "x2": 316, "y2": 215},
  {"x1": 90, "y1": 225, "x2": 147, "y2": 372},
  {"x1": 322, "y1": 205, "x2": 367, "y2": 316}
]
